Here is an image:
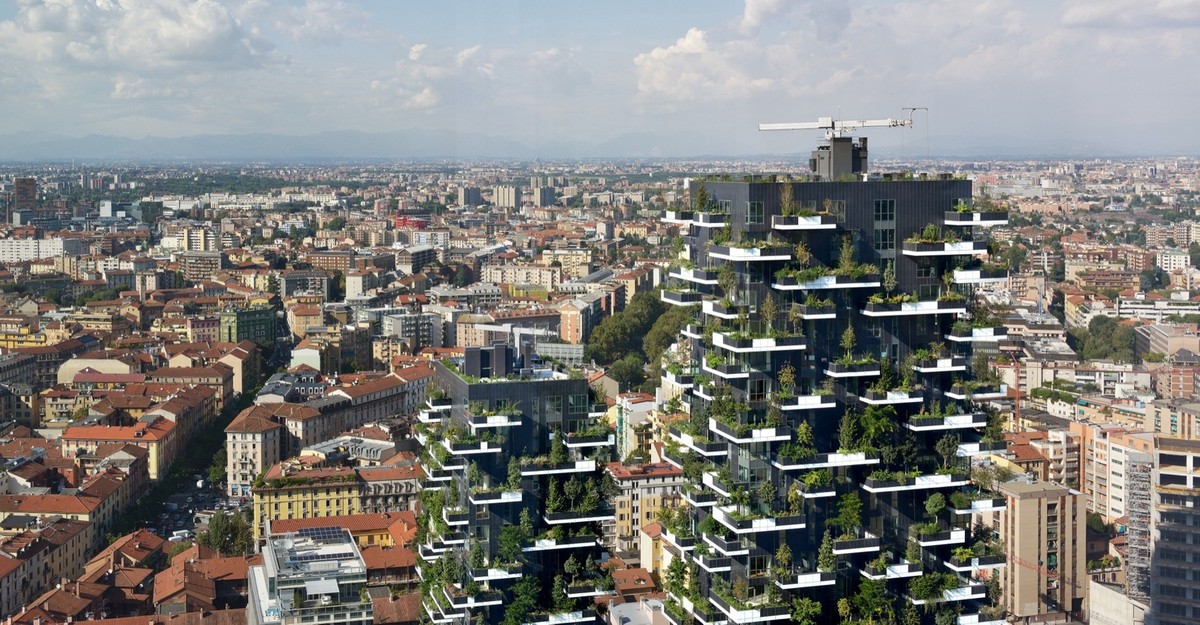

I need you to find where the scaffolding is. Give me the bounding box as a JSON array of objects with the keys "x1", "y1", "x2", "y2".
[{"x1": 1124, "y1": 453, "x2": 1151, "y2": 602}]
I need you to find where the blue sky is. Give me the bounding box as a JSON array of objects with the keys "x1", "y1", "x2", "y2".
[{"x1": 1, "y1": 0, "x2": 1198, "y2": 156}]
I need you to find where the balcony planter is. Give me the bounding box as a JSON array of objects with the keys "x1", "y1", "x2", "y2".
[
  {"x1": 669, "y1": 266, "x2": 720, "y2": 285},
  {"x1": 946, "y1": 554, "x2": 1006, "y2": 572},
  {"x1": 946, "y1": 326, "x2": 1008, "y2": 342},
  {"x1": 943, "y1": 210, "x2": 1008, "y2": 226},
  {"x1": 469, "y1": 414, "x2": 522, "y2": 429},
  {"x1": 681, "y1": 323, "x2": 704, "y2": 339},
  {"x1": 712, "y1": 504, "x2": 806, "y2": 534},
  {"x1": 702, "y1": 532, "x2": 750, "y2": 557},
  {"x1": 519, "y1": 459, "x2": 596, "y2": 476},
  {"x1": 522, "y1": 535, "x2": 598, "y2": 552},
  {"x1": 950, "y1": 497, "x2": 1006, "y2": 515},
  {"x1": 428, "y1": 397, "x2": 452, "y2": 409},
  {"x1": 946, "y1": 383, "x2": 1008, "y2": 401},
  {"x1": 442, "y1": 509, "x2": 470, "y2": 526},
  {"x1": 701, "y1": 471, "x2": 739, "y2": 498},
  {"x1": 912, "y1": 357, "x2": 968, "y2": 373},
  {"x1": 774, "y1": 570, "x2": 836, "y2": 589},
  {"x1": 443, "y1": 586, "x2": 504, "y2": 609},
  {"x1": 713, "y1": 331, "x2": 806, "y2": 353},
  {"x1": 772, "y1": 450, "x2": 879, "y2": 471},
  {"x1": 908, "y1": 583, "x2": 987, "y2": 605},
  {"x1": 916, "y1": 528, "x2": 967, "y2": 547},
  {"x1": 543, "y1": 508, "x2": 616, "y2": 525},
  {"x1": 469, "y1": 489, "x2": 523, "y2": 505},
  {"x1": 772, "y1": 272, "x2": 880, "y2": 291},
  {"x1": 956, "y1": 440, "x2": 1008, "y2": 457},
  {"x1": 443, "y1": 439, "x2": 503, "y2": 455},
  {"x1": 901, "y1": 240, "x2": 990, "y2": 257},
  {"x1": 695, "y1": 553, "x2": 732, "y2": 573},
  {"x1": 862, "y1": 472, "x2": 970, "y2": 493},
  {"x1": 661, "y1": 289, "x2": 703, "y2": 306},
  {"x1": 862, "y1": 300, "x2": 968, "y2": 317},
  {"x1": 832, "y1": 530, "x2": 881, "y2": 555},
  {"x1": 792, "y1": 302, "x2": 837, "y2": 319},
  {"x1": 661, "y1": 527, "x2": 696, "y2": 551},
  {"x1": 663, "y1": 369, "x2": 695, "y2": 386},
  {"x1": 669, "y1": 427, "x2": 727, "y2": 456},
  {"x1": 905, "y1": 412, "x2": 988, "y2": 431},
  {"x1": 471, "y1": 564, "x2": 524, "y2": 581},
  {"x1": 793, "y1": 481, "x2": 836, "y2": 499},
  {"x1": 566, "y1": 585, "x2": 612, "y2": 598},
  {"x1": 861, "y1": 389, "x2": 924, "y2": 405},
  {"x1": 824, "y1": 361, "x2": 881, "y2": 378},
  {"x1": 860, "y1": 559, "x2": 922, "y2": 580},
  {"x1": 772, "y1": 214, "x2": 838, "y2": 230},
  {"x1": 682, "y1": 487, "x2": 719, "y2": 507},
  {"x1": 564, "y1": 432, "x2": 615, "y2": 448},
  {"x1": 709, "y1": 593, "x2": 791, "y2": 623},
  {"x1": 708, "y1": 244, "x2": 792, "y2": 262},
  {"x1": 702, "y1": 361, "x2": 749, "y2": 380},
  {"x1": 709, "y1": 418, "x2": 793, "y2": 444},
  {"x1": 692, "y1": 212, "x2": 729, "y2": 227},
  {"x1": 952, "y1": 267, "x2": 1008, "y2": 285},
  {"x1": 664, "y1": 209, "x2": 694, "y2": 224},
  {"x1": 778, "y1": 393, "x2": 837, "y2": 411},
  {"x1": 702, "y1": 299, "x2": 749, "y2": 319}
]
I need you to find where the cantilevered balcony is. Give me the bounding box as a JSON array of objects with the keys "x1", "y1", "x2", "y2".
[
  {"x1": 682, "y1": 486, "x2": 719, "y2": 508},
  {"x1": 778, "y1": 393, "x2": 837, "y2": 411},
  {"x1": 824, "y1": 361, "x2": 882, "y2": 378},
  {"x1": 471, "y1": 565, "x2": 524, "y2": 582},
  {"x1": 709, "y1": 592, "x2": 791, "y2": 624},
  {"x1": 709, "y1": 418, "x2": 793, "y2": 444},
  {"x1": 772, "y1": 450, "x2": 879, "y2": 471},
  {"x1": 566, "y1": 584, "x2": 613, "y2": 599},
  {"x1": 544, "y1": 507, "x2": 616, "y2": 525},
  {"x1": 712, "y1": 504, "x2": 805, "y2": 534},
  {"x1": 790, "y1": 301, "x2": 837, "y2": 320},
  {"x1": 702, "y1": 360, "x2": 751, "y2": 380},
  {"x1": 946, "y1": 326, "x2": 1008, "y2": 343},
  {"x1": 694, "y1": 553, "x2": 732, "y2": 573},
  {"x1": 774, "y1": 569, "x2": 836, "y2": 590},
  {"x1": 468, "y1": 489, "x2": 523, "y2": 506},
  {"x1": 692, "y1": 212, "x2": 730, "y2": 228},
  {"x1": 952, "y1": 267, "x2": 1008, "y2": 285},
  {"x1": 468, "y1": 413, "x2": 522, "y2": 430},
  {"x1": 521, "y1": 535, "x2": 598, "y2": 552},
  {"x1": 521, "y1": 609, "x2": 598, "y2": 625},
  {"x1": 713, "y1": 331, "x2": 806, "y2": 353},
  {"x1": 443, "y1": 586, "x2": 504, "y2": 609},
  {"x1": 832, "y1": 529, "x2": 881, "y2": 555},
  {"x1": 905, "y1": 412, "x2": 987, "y2": 431},
  {"x1": 664, "y1": 209, "x2": 695, "y2": 224},
  {"x1": 771, "y1": 214, "x2": 838, "y2": 230},
  {"x1": 703, "y1": 532, "x2": 750, "y2": 557},
  {"x1": 702, "y1": 299, "x2": 749, "y2": 320},
  {"x1": 860, "y1": 559, "x2": 922, "y2": 580},
  {"x1": 681, "y1": 323, "x2": 705, "y2": 340},
  {"x1": 945, "y1": 554, "x2": 1006, "y2": 573},
  {"x1": 708, "y1": 244, "x2": 792, "y2": 262},
  {"x1": 670, "y1": 266, "x2": 721, "y2": 285},
  {"x1": 945, "y1": 383, "x2": 1008, "y2": 401},
  {"x1": 663, "y1": 368, "x2": 696, "y2": 388},
  {"x1": 901, "y1": 240, "x2": 989, "y2": 257},
  {"x1": 661, "y1": 527, "x2": 696, "y2": 552},
  {"x1": 518, "y1": 459, "x2": 597, "y2": 476},
  {"x1": 861, "y1": 472, "x2": 970, "y2": 493},
  {"x1": 862, "y1": 299, "x2": 968, "y2": 317},
  {"x1": 860, "y1": 389, "x2": 924, "y2": 406},
  {"x1": 669, "y1": 427, "x2": 727, "y2": 456},
  {"x1": 564, "y1": 432, "x2": 615, "y2": 448},
  {"x1": 661, "y1": 288, "x2": 704, "y2": 306},
  {"x1": 442, "y1": 439, "x2": 503, "y2": 455},
  {"x1": 950, "y1": 497, "x2": 1006, "y2": 514},
  {"x1": 915, "y1": 527, "x2": 967, "y2": 547},
  {"x1": 912, "y1": 357, "x2": 968, "y2": 373},
  {"x1": 442, "y1": 508, "x2": 469, "y2": 526},
  {"x1": 908, "y1": 583, "x2": 987, "y2": 605},
  {"x1": 956, "y1": 441, "x2": 1008, "y2": 457},
  {"x1": 772, "y1": 272, "x2": 880, "y2": 291},
  {"x1": 943, "y1": 210, "x2": 1008, "y2": 227}
]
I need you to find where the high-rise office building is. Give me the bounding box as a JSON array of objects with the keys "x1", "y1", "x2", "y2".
[
  {"x1": 1149, "y1": 437, "x2": 1200, "y2": 625},
  {"x1": 415, "y1": 344, "x2": 611, "y2": 624},
  {"x1": 657, "y1": 133, "x2": 1010, "y2": 624}
]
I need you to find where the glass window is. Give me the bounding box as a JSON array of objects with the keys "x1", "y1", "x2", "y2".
[
  {"x1": 916, "y1": 262, "x2": 935, "y2": 278},
  {"x1": 719, "y1": 199, "x2": 733, "y2": 213},
  {"x1": 873, "y1": 199, "x2": 896, "y2": 221},
  {"x1": 546, "y1": 396, "x2": 563, "y2": 419},
  {"x1": 568, "y1": 394, "x2": 588, "y2": 413},
  {"x1": 748, "y1": 379, "x2": 767, "y2": 403},
  {"x1": 873, "y1": 228, "x2": 895, "y2": 251},
  {"x1": 746, "y1": 201, "x2": 764, "y2": 224}
]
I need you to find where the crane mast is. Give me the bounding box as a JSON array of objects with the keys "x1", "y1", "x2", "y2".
[{"x1": 757, "y1": 110, "x2": 922, "y2": 180}]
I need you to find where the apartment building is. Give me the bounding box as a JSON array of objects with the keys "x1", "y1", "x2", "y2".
[
  {"x1": 606, "y1": 462, "x2": 686, "y2": 553},
  {"x1": 997, "y1": 478, "x2": 1087, "y2": 621},
  {"x1": 247, "y1": 527, "x2": 373, "y2": 625}
]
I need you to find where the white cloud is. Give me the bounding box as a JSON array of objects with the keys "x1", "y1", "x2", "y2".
[
  {"x1": 274, "y1": 0, "x2": 366, "y2": 45},
  {"x1": 633, "y1": 28, "x2": 773, "y2": 101},
  {"x1": 408, "y1": 44, "x2": 427, "y2": 60}
]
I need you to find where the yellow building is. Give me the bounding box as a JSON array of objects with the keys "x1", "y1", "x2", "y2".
[
  {"x1": 251, "y1": 463, "x2": 363, "y2": 538},
  {"x1": 605, "y1": 462, "x2": 686, "y2": 553}
]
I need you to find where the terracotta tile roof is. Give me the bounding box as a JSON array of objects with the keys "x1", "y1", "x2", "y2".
[
  {"x1": 361, "y1": 545, "x2": 418, "y2": 570},
  {"x1": 372, "y1": 592, "x2": 422, "y2": 625}
]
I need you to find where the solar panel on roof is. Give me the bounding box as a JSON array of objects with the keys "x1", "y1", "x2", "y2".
[{"x1": 297, "y1": 526, "x2": 349, "y2": 542}]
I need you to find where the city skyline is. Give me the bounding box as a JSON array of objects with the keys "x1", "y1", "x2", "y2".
[{"x1": 2, "y1": 0, "x2": 1199, "y2": 158}]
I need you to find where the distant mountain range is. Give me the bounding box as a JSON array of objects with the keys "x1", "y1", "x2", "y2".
[{"x1": 0, "y1": 129, "x2": 1186, "y2": 162}]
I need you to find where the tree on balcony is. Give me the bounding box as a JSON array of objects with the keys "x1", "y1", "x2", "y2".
[
  {"x1": 791, "y1": 597, "x2": 821, "y2": 625},
  {"x1": 818, "y1": 530, "x2": 835, "y2": 572},
  {"x1": 835, "y1": 493, "x2": 863, "y2": 539},
  {"x1": 935, "y1": 434, "x2": 960, "y2": 470},
  {"x1": 853, "y1": 578, "x2": 892, "y2": 623}
]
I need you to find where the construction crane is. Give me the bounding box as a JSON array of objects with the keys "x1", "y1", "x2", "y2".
[{"x1": 758, "y1": 109, "x2": 923, "y2": 139}]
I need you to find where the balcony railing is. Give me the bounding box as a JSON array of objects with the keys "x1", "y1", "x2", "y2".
[
  {"x1": 945, "y1": 554, "x2": 1006, "y2": 572},
  {"x1": 543, "y1": 508, "x2": 616, "y2": 525},
  {"x1": 955, "y1": 440, "x2": 1008, "y2": 457},
  {"x1": 692, "y1": 212, "x2": 730, "y2": 228},
  {"x1": 946, "y1": 383, "x2": 1008, "y2": 401},
  {"x1": 772, "y1": 272, "x2": 880, "y2": 291},
  {"x1": 774, "y1": 570, "x2": 836, "y2": 589},
  {"x1": 862, "y1": 300, "x2": 968, "y2": 317},
  {"x1": 661, "y1": 289, "x2": 704, "y2": 306},
  {"x1": 521, "y1": 535, "x2": 598, "y2": 552},
  {"x1": 861, "y1": 472, "x2": 970, "y2": 493},
  {"x1": 952, "y1": 267, "x2": 1008, "y2": 285},
  {"x1": 664, "y1": 209, "x2": 694, "y2": 224},
  {"x1": 778, "y1": 393, "x2": 837, "y2": 411},
  {"x1": 950, "y1": 497, "x2": 1007, "y2": 514},
  {"x1": 832, "y1": 530, "x2": 881, "y2": 555},
  {"x1": 708, "y1": 244, "x2": 792, "y2": 262},
  {"x1": 669, "y1": 266, "x2": 720, "y2": 285},
  {"x1": 713, "y1": 331, "x2": 806, "y2": 353},
  {"x1": 943, "y1": 210, "x2": 1008, "y2": 226},
  {"x1": 915, "y1": 527, "x2": 967, "y2": 547},
  {"x1": 860, "y1": 389, "x2": 924, "y2": 405},
  {"x1": 669, "y1": 427, "x2": 727, "y2": 456},
  {"x1": 518, "y1": 459, "x2": 597, "y2": 476},
  {"x1": 900, "y1": 240, "x2": 989, "y2": 257},
  {"x1": 912, "y1": 357, "x2": 968, "y2": 373},
  {"x1": 709, "y1": 418, "x2": 793, "y2": 444},
  {"x1": 712, "y1": 504, "x2": 806, "y2": 534},
  {"x1": 791, "y1": 302, "x2": 837, "y2": 320},
  {"x1": 771, "y1": 214, "x2": 838, "y2": 230},
  {"x1": 773, "y1": 450, "x2": 879, "y2": 471},
  {"x1": 860, "y1": 559, "x2": 922, "y2": 580},
  {"x1": 945, "y1": 326, "x2": 1008, "y2": 342},
  {"x1": 709, "y1": 591, "x2": 791, "y2": 623},
  {"x1": 824, "y1": 361, "x2": 881, "y2": 377}
]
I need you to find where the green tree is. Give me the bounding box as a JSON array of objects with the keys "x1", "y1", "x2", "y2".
[
  {"x1": 207, "y1": 448, "x2": 226, "y2": 485},
  {"x1": 761, "y1": 293, "x2": 778, "y2": 335},
  {"x1": 818, "y1": 529, "x2": 836, "y2": 571},
  {"x1": 608, "y1": 354, "x2": 646, "y2": 390},
  {"x1": 502, "y1": 576, "x2": 539, "y2": 625},
  {"x1": 326, "y1": 216, "x2": 346, "y2": 231},
  {"x1": 935, "y1": 433, "x2": 960, "y2": 469},
  {"x1": 925, "y1": 492, "x2": 946, "y2": 519},
  {"x1": 854, "y1": 578, "x2": 892, "y2": 624},
  {"x1": 835, "y1": 493, "x2": 862, "y2": 534},
  {"x1": 791, "y1": 597, "x2": 821, "y2": 625}
]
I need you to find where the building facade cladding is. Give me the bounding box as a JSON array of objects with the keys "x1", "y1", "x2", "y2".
[
  {"x1": 661, "y1": 175, "x2": 1010, "y2": 624},
  {"x1": 420, "y1": 358, "x2": 608, "y2": 624},
  {"x1": 1150, "y1": 437, "x2": 1200, "y2": 625}
]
